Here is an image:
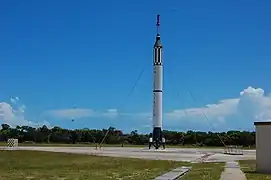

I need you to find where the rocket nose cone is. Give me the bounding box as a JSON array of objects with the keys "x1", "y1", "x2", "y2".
[{"x1": 154, "y1": 37, "x2": 162, "y2": 48}]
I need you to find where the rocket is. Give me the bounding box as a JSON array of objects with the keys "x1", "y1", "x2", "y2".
[{"x1": 149, "y1": 14, "x2": 165, "y2": 149}]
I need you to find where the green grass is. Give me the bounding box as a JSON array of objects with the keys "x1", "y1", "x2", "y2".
[
  {"x1": 182, "y1": 162, "x2": 224, "y2": 180},
  {"x1": 0, "y1": 150, "x2": 185, "y2": 180},
  {"x1": 0, "y1": 150, "x2": 227, "y2": 180},
  {"x1": 239, "y1": 160, "x2": 271, "y2": 180}
]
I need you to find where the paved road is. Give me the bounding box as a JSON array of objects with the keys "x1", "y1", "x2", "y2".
[
  {"x1": 0, "y1": 146, "x2": 256, "y2": 162},
  {"x1": 220, "y1": 161, "x2": 247, "y2": 180}
]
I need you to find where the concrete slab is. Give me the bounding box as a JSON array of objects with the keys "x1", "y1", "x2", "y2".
[
  {"x1": 155, "y1": 166, "x2": 191, "y2": 180},
  {"x1": 0, "y1": 146, "x2": 256, "y2": 163},
  {"x1": 207, "y1": 153, "x2": 256, "y2": 162},
  {"x1": 219, "y1": 161, "x2": 247, "y2": 180}
]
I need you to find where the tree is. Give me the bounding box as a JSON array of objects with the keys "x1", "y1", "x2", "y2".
[
  {"x1": 0, "y1": 123, "x2": 256, "y2": 147},
  {"x1": 1, "y1": 124, "x2": 10, "y2": 131}
]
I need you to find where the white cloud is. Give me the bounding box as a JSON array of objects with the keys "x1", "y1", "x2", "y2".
[
  {"x1": 166, "y1": 98, "x2": 239, "y2": 120},
  {"x1": 0, "y1": 97, "x2": 50, "y2": 128},
  {"x1": 104, "y1": 109, "x2": 118, "y2": 118},
  {"x1": 164, "y1": 86, "x2": 271, "y2": 131},
  {"x1": 5, "y1": 86, "x2": 270, "y2": 132},
  {"x1": 10, "y1": 96, "x2": 19, "y2": 104},
  {"x1": 45, "y1": 86, "x2": 271, "y2": 131},
  {"x1": 46, "y1": 108, "x2": 119, "y2": 119}
]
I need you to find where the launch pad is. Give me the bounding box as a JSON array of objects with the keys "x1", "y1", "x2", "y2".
[
  {"x1": 149, "y1": 128, "x2": 166, "y2": 149},
  {"x1": 148, "y1": 141, "x2": 166, "y2": 150},
  {"x1": 1, "y1": 146, "x2": 256, "y2": 162}
]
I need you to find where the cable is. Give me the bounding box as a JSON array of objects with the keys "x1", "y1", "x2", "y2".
[
  {"x1": 99, "y1": 129, "x2": 110, "y2": 148},
  {"x1": 188, "y1": 90, "x2": 227, "y2": 147},
  {"x1": 165, "y1": 53, "x2": 228, "y2": 147},
  {"x1": 98, "y1": 67, "x2": 146, "y2": 148},
  {"x1": 70, "y1": 106, "x2": 98, "y2": 146},
  {"x1": 124, "y1": 68, "x2": 145, "y2": 101}
]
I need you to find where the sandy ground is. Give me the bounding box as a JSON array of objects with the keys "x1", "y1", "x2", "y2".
[{"x1": 0, "y1": 146, "x2": 256, "y2": 162}]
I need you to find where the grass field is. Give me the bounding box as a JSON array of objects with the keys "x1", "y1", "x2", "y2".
[
  {"x1": 1, "y1": 150, "x2": 183, "y2": 180},
  {"x1": 182, "y1": 162, "x2": 224, "y2": 180},
  {"x1": 239, "y1": 160, "x2": 271, "y2": 180},
  {"x1": 0, "y1": 150, "x2": 225, "y2": 180}
]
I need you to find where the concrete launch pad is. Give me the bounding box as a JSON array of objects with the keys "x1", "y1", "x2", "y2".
[{"x1": 0, "y1": 146, "x2": 255, "y2": 163}]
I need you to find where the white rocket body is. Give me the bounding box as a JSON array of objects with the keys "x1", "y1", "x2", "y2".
[
  {"x1": 151, "y1": 33, "x2": 163, "y2": 148},
  {"x1": 153, "y1": 42, "x2": 163, "y2": 128}
]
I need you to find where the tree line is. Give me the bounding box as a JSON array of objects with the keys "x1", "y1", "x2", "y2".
[{"x1": 0, "y1": 124, "x2": 255, "y2": 147}]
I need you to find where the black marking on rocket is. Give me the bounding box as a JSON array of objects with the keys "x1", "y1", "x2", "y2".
[{"x1": 153, "y1": 90, "x2": 162, "y2": 92}]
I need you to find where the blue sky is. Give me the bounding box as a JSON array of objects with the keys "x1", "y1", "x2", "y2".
[{"x1": 0, "y1": 0, "x2": 271, "y2": 133}]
